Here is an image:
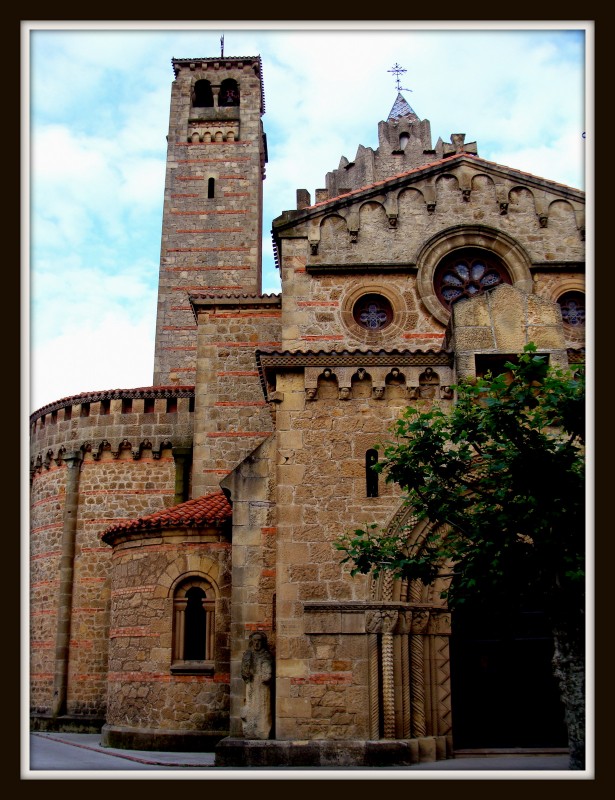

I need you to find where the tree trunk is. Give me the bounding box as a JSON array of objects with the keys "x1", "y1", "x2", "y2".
[{"x1": 552, "y1": 623, "x2": 585, "y2": 769}]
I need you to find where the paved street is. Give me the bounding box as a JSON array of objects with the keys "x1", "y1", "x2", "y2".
[{"x1": 24, "y1": 733, "x2": 574, "y2": 776}]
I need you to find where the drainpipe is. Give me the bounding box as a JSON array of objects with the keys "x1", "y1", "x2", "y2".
[{"x1": 51, "y1": 450, "x2": 83, "y2": 718}]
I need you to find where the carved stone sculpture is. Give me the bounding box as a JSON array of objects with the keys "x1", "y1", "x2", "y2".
[{"x1": 240, "y1": 632, "x2": 273, "y2": 739}]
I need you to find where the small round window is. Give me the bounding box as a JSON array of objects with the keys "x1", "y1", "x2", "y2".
[
  {"x1": 558, "y1": 291, "x2": 585, "y2": 328},
  {"x1": 353, "y1": 294, "x2": 394, "y2": 330},
  {"x1": 434, "y1": 249, "x2": 511, "y2": 308}
]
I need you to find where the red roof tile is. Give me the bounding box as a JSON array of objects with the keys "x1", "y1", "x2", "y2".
[{"x1": 100, "y1": 490, "x2": 232, "y2": 542}]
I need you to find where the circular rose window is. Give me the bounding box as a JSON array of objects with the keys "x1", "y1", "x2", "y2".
[
  {"x1": 558, "y1": 291, "x2": 585, "y2": 327},
  {"x1": 352, "y1": 294, "x2": 394, "y2": 330},
  {"x1": 434, "y1": 249, "x2": 511, "y2": 308}
]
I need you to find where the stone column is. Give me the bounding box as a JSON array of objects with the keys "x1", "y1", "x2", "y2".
[
  {"x1": 410, "y1": 609, "x2": 430, "y2": 738},
  {"x1": 51, "y1": 450, "x2": 83, "y2": 718}
]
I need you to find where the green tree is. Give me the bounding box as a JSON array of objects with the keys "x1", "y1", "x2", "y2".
[{"x1": 336, "y1": 344, "x2": 586, "y2": 769}]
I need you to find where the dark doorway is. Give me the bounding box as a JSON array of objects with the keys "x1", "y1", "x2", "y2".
[{"x1": 450, "y1": 603, "x2": 568, "y2": 748}]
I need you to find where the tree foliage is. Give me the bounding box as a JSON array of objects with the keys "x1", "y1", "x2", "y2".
[
  {"x1": 336, "y1": 344, "x2": 585, "y2": 621},
  {"x1": 335, "y1": 343, "x2": 586, "y2": 767}
]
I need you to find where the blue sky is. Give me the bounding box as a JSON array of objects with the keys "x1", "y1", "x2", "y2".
[{"x1": 24, "y1": 22, "x2": 589, "y2": 412}]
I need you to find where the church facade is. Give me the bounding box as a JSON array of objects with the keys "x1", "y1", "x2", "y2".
[{"x1": 29, "y1": 52, "x2": 585, "y2": 766}]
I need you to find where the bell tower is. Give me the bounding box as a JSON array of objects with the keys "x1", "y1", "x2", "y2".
[{"x1": 153, "y1": 55, "x2": 267, "y2": 386}]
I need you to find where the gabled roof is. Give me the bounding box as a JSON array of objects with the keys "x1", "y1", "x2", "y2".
[
  {"x1": 388, "y1": 93, "x2": 419, "y2": 122},
  {"x1": 306, "y1": 152, "x2": 584, "y2": 212},
  {"x1": 100, "y1": 490, "x2": 232, "y2": 543}
]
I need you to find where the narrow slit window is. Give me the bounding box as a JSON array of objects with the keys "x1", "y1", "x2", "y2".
[
  {"x1": 366, "y1": 449, "x2": 379, "y2": 497},
  {"x1": 208, "y1": 178, "x2": 215, "y2": 198}
]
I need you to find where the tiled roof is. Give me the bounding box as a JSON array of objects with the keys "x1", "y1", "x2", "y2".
[{"x1": 100, "y1": 490, "x2": 232, "y2": 542}]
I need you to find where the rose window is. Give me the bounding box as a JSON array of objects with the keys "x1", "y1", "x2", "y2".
[
  {"x1": 558, "y1": 292, "x2": 585, "y2": 327},
  {"x1": 353, "y1": 294, "x2": 393, "y2": 330},
  {"x1": 434, "y1": 250, "x2": 511, "y2": 308}
]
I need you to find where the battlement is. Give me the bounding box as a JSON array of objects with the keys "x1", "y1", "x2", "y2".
[{"x1": 30, "y1": 386, "x2": 196, "y2": 472}]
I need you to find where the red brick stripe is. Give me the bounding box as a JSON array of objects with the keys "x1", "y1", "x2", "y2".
[
  {"x1": 176, "y1": 228, "x2": 244, "y2": 233},
  {"x1": 176, "y1": 157, "x2": 251, "y2": 162},
  {"x1": 206, "y1": 431, "x2": 267, "y2": 438},
  {"x1": 212, "y1": 341, "x2": 281, "y2": 348},
  {"x1": 217, "y1": 370, "x2": 259, "y2": 376},
  {"x1": 171, "y1": 210, "x2": 248, "y2": 215},
  {"x1": 297, "y1": 301, "x2": 339, "y2": 307},
  {"x1": 167, "y1": 247, "x2": 250, "y2": 252},
  {"x1": 291, "y1": 673, "x2": 353, "y2": 685},
  {"x1": 302, "y1": 335, "x2": 345, "y2": 341},
  {"x1": 164, "y1": 266, "x2": 251, "y2": 271}
]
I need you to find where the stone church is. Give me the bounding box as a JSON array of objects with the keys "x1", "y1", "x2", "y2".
[{"x1": 29, "y1": 52, "x2": 585, "y2": 767}]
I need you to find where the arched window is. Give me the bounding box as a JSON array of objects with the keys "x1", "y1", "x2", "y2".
[
  {"x1": 557, "y1": 291, "x2": 585, "y2": 328},
  {"x1": 434, "y1": 249, "x2": 511, "y2": 308},
  {"x1": 208, "y1": 177, "x2": 215, "y2": 198},
  {"x1": 219, "y1": 78, "x2": 239, "y2": 107},
  {"x1": 366, "y1": 449, "x2": 379, "y2": 497},
  {"x1": 353, "y1": 293, "x2": 394, "y2": 330},
  {"x1": 172, "y1": 577, "x2": 215, "y2": 672},
  {"x1": 193, "y1": 80, "x2": 213, "y2": 107}
]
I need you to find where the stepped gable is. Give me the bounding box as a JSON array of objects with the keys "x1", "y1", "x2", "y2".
[
  {"x1": 100, "y1": 490, "x2": 232, "y2": 543},
  {"x1": 306, "y1": 152, "x2": 582, "y2": 212}
]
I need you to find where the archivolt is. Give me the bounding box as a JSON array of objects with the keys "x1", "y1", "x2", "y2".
[
  {"x1": 415, "y1": 224, "x2": 534, "y2": 325},
  {"x1": 370, "y1": 502, "x2": 452, "y2": 607}
]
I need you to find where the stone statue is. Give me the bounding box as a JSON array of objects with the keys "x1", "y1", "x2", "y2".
[{"x1": 240, "y1": 631, "x2": 273, "y2": 739}]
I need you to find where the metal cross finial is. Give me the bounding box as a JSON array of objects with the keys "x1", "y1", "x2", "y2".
[
  {"x1": 220, "y1": 35, "x2": 224, "y2": 57},
  {"x1": 388, "y1": 63, "x2": 411, "y2": 93}
]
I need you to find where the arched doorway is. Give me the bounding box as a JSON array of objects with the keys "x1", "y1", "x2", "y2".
[{"x1": 450, "y1": 600, "x2": 568, "y2": 748}]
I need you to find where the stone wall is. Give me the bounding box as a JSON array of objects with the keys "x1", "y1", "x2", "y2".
[
  {"x1": 221, "y1": 435, "x2": 277, "y2": 737},
  {"x1": 30, "y1": 392, "x2": 192, "y2": 719},
  {"x1": 153, "y1": 57, "x2": 266, "y2": 386},
  {"x1": 272, "y1": 368, "x2": 453, "y2": 740},
  {"x1": 190, "y1": 296, "x2": 282, "y2": 497},
  {"x1": 103, "y1": 527, "x2": 232, "y2": 743}
]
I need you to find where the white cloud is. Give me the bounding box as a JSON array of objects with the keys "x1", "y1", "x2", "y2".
[
  {"x1": 26, "y1": 25, "x2": 588, "y2": 414},
  {"x1": 30, "y1": 311, "x2": 157, "y2": 411}
]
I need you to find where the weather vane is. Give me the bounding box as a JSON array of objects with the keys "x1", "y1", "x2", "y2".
[{"x1": 388, "y1": 63, "x2": 411, "y2": 93}]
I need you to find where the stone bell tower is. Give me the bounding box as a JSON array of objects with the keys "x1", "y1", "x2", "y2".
[{"x1": 153, "y1": 55, "x2": 267, "y2": 386}]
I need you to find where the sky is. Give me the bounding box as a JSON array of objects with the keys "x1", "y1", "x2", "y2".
[{"x1": 24, "y1": 21, "x2": 590, "y2": 413}]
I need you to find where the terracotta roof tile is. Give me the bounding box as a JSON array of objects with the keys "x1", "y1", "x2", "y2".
[{"x1": 100, "y1": 490, "x2": 232, "y2": 542}]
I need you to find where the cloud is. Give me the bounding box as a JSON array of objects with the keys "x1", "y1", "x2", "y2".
[
  {"x1": 30, "y1": 310, "x2": 157, "y2": 411},
  {"x1": 26, "y1": 25, "x2": 588, "y2": 413}
]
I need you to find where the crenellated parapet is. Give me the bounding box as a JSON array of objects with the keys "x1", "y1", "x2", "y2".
[{"x1": 30, "y1": 386, "x2": 195, "y2": 475}]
